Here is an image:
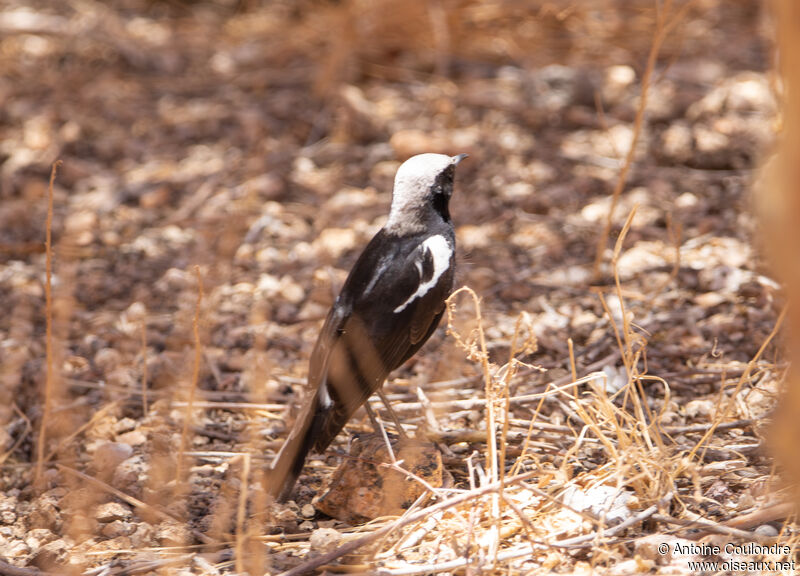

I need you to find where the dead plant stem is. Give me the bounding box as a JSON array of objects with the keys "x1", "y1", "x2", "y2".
[
  {"x1": 35, "y1": 160, "x2": 61, "y2": 485},
  {"x1": 176, "y1": 267, "x2": 204, "y2": 488},
  {"x1": 276, "y1": 470, "x2": 539, "y2": 576},
  {"x1": 593, "y1": 1, "x2": 670, "y2": 278}
]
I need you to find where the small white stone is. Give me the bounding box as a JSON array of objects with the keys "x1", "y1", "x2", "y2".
[{"x1": 309, "y1": 527, "x2": 342, "y2": 553}]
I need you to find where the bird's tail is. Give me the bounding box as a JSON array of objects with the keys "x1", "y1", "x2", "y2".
[{"x1": 266, "y1": 392, "x2": 331, "y2": 502}]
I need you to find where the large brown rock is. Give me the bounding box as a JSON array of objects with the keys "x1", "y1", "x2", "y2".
[{"x1": 315, "y1": 436, "x2": 442, "y2": 523}]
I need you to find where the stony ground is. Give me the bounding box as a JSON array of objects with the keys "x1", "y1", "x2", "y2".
[{"x1": 0, "y1": 1, "x2": 792, "y2": 574}]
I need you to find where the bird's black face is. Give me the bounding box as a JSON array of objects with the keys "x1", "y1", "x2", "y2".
[
  {"x1": 385, "y1": 153, "x2": 467, "y2": 235},
  {"x1": 431, "y1": 165, "x2": 456, "y2": 198},
  {"x1": 430, "y1": 165, "x2": 455, "y2": 221}
]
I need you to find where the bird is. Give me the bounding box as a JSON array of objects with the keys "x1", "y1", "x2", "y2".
[{"x1": 268, "y1": 152, "x2": 468, "y2": 502}]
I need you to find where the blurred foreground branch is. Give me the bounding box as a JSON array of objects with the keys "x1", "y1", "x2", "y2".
[{"x1": 766, "y1": 0, "x2": 800, "y2": 509}]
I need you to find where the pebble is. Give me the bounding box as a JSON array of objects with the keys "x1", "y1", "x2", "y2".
[
  {"x1": 101, "y1": 520, "x2": 135, "y2": 539},
  {"x1": 0, "y1": 494, "x2": 18, "y2": 524},
  {"x1": 95, "y1": 502, "x2": 133, "y2": 523},
  {"x1": 94, "y1": 348, "x2": 122, "y2": 373},
  {"x1": 309, "y1": 527, "x2": 342, "y2": 553},
  {"x1": 314, "y1": 227, "x2": 357, "y2": 260},
  {"x1": 754, "y1": 524, "x2": 779, "y2": 538},
  {"x1": 684, "y1": 399, "x2": 715, "y2": 419},
  {"x1": 116, "y1": 430, "x2": 147, "y2": 447},
  {"x1": 603, "y1": 65, "x2": 635, "y2": 104},
  {"x1": 32, "y1": 538, "x2": 68, "y2": 568},
  {"x1": 93, "y1": 442, "x2": 134, "y2": 473},
  {"x1": 139, "y1": 185, "x2": 171, "y2": 209},
  {"x1": 25, "y1": 528, "x2": 56, "y2": 552},
  {"x1": 112, "y1": 455, "x2": 149, "y2": 495},
  {"x1": 64, "y1": 210, "x2": 98, "y2": 245},
  {"x1": 130, "y1": 523, "x2": 155, "y2": 548}
]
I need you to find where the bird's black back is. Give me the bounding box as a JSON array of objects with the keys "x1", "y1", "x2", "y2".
[{"x1": 309, "y1": 220, "x2": 455, "y2": 451}]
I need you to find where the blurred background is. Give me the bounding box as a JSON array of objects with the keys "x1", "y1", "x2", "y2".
[{"x1": 0, "y1": 0, "x2": 792, "y2": 574}]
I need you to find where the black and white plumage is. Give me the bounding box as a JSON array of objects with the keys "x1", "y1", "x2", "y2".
[{"x1": 268, "y1": 152, "x2": 467, "y2": 501}]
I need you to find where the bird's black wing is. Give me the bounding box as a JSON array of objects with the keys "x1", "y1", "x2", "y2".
[
  {"x1": 268, "y1": 229, "x2": 454, "y2": 501},
  {"x1": 350, "y1": 229, "x2": 455, "y2": 381}
]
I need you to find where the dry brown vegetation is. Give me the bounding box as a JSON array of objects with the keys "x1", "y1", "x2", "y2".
[{"x1": 0, "y1": 0, "x2": 795, "y2": 574}]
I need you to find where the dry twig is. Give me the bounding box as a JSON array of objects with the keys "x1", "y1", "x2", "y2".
[{"x1": 34, "y1": 160, "x2": 61, "y2": 485}]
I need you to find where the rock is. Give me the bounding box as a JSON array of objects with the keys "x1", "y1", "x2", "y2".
[
  {"x1": 112, "y1": 455, "x2": 149, "y2": 496},
  {"x1": 531, "y1": 64, "x2": 595, "y2": 111},
  {"x1": 688, "y1": 72, "x2": 775, "y2": 120},
  {"x1": 95, "y1": 501, "x2": 133, "y2": 523},
  {"x1": 298, "y1": 520, "x2": 314, "y2": 531},
  {"x1": 754, "y1": 524, "x2": 779, "y2": 538},
  {"x1": 64, "y1": 210, "x2": 98, "y2": 246},
  {"x1": 603, "y1": 65, "x2": 636, "y2": 105},
  {"x1": 25, "y1": 528, "x2": 56, "y2": 553},
  {"x1": 237, "y1": 173, "x2": 284, "y2": 201},
  {"x1": 315, "y1": 436, "x2": 443, "y2": 523},
  {"x1": 309, "y1": 527, "x2": 342, "y2": 553},
  {"x1": 28, "y1": 494, "x2": 61, "y2": 531},
  {"x1": 116, "y1": 430, "x2": 147, "y2": 447},
  {"x1": 93, "y1": 442, "x2": 134, "y2": 474},
  {"x1": 659, "y1": 410, "x2": 679, "y2": 425},
  {"x1": 101, "y1": 520, "x2": 135, "y2": 538},
  {"x1": 333, "y1": 85, "x2": 388, "y2": 143},
  {"x1": 560, "y1": 484, "x2": 633, "y2": 526},
  {"x1": 0, "y1": 494, "x2": 18, "y2": 524},
  {"x1": 659, "y1": 122, "x2": 693, "y2": 164},
  {"x1": 1, "y1": 538, "x2": 29, "y2": 562},
  {"x1": 685, "y1": 399, "x2": 715, "y2": 419},
  {"x1": 157, "y1": 520, "x2": 189, "y2": 546},
  {"x1": 114, "y1": 418, "x2": 137, "y2": 434},
  {"x1": 139, "y1": 185, "x2": 171, "y2": 209},
  {"x1": 130, "y1": 522, "x2": 156, "y2": 547},
  {"x1": 31, "y1": 538, "x2": 68, "y2": 569},
  {"x1": 314, "y1": 228, "x2": 357, "y2": 260},
  {"x1": 94, "y1": 348, "x2": 122, "y2": 373}
]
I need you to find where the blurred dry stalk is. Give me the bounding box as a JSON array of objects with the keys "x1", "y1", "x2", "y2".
[
  {"x1": 767, "y1": 0, "x2": 800, "y2": 509},
  {"x1": 591, "y1": 0, "x2": 693, "y2": 280},
  {"x1": 299, "y1": 0, "x2": 711, "y2": 93},
  {"x1": 175, "y1": 266, "x2": 205, "y2": 488},
  {"x1": 34, "y1": 160, "x2": 61, "y2": 485},
  {"x1": 235, "y1": 453, "x2": 251, "y2": 574},
  {"x1": 140, "y1": 319, "x2": 148, "y2": 417}
]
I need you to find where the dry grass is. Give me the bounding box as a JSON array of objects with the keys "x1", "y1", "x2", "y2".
[
  {"x1": 175, "y1": 267, "x2": 205, "y2": 489},
  {"x1": 33, "y1": 160, "x2": 61, "y2": 486},
  {"x1": 261, "y1": 241, "x2": 791, "y2": 573}
]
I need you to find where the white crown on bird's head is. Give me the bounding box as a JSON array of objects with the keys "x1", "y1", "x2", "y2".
[{"x1": 385, "y1": 153, "x2": 467, "y2": 234}]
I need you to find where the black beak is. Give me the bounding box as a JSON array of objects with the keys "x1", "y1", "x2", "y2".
[{"x1": 452, "y1": 153, "x2": 469, "y2": 165}]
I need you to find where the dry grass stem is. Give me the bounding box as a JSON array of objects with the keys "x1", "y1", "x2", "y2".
[
  {"x1": 34, "y1": 160, "x2": 61, "y2": 485},
  {"x1": 277, "y1": 471, "x2": 538, "y2": 576},
  {"x1": 592, "y1": 0, "x2": 694, "y2": 278},
  {"x1": 140, "y1": 318, "x2": 148, "y2": 417},
  {"x1": 234, "y1": 453, "x2": 251, "y2": 574},
  {"x1": 176, "y1": 266, "x2": 205, "y2": 487}
]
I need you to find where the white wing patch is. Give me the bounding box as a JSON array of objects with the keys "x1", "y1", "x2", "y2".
[{"x1": 394, "y1": 235, "x2": 452, "y2": 313}]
